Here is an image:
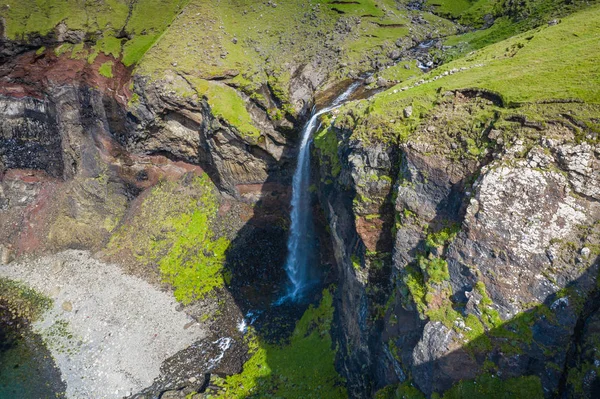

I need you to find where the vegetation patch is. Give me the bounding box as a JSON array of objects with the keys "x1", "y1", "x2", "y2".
[
  {"x1": 95, "y1": 36, "x2": 123, "y2": 59},
  {"x1": 107, "y1": 174, "x2": 229, "y2": 304},
  {"x1": 0, "y1": 278, "x2": 52, "y2": 322},
  {"x1": 2, "y1": 0, "x2": 188, "y2": 67},
  {"x1": 425, "y1": 224, "x2": 461, "y2": 250},
  {"x1": 439, "y1": 0, "x2": 593, "y2": 56},
  {"x1": 98, "y1": 61, "x2": 114, "y2": 78},
  {"x1": 417, "y1": 255, "x2": 449, "y2": 284},
  {"x1": 214, "y1": 289, "x2": 347, "y2": 398},
  {"x1": 188, "y1": 77, "x2": 261, "y2": 140},
  {"x1": 439, "y1": 373, "x2": 543, "y2": 398},
  {"x1": 375, "y1": 373, "x2": 542, "y2": 398},
  {"x1": 375, "y1": 380, "x2": 426, "y2": 399},
  {"x1": 342, "y1": 4, "x2": 600, "y2": 145},
  {"x1": 314, "y1": 124, "x2": 342, "y2": 177}
]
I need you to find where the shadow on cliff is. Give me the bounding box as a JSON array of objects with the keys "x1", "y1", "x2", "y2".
[
  {"x1": 405, "y1": 255, "x2": 600, "y2": 398},
  {"x1": 221, "y1": 117, "x2": 332, "y2": 344}
]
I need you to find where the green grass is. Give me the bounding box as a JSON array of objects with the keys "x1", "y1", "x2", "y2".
[
  {"x1": 426, "y1": 0, "x2": 476, "y2": 18},
  {"x1": 187, "y1": 76, "x2": 261, "y2": 140},
  {"x1": 98, "y1": 61, "x2": 114, "y2": 78},
  {"x1": 106, "y1": 174, "x2": 229, "y2": 304},
  {"x1": 2, "y1": 0, "x2": 188, "y2": 66},
  {"x1": 417, "y1": 255, "x2": 450, "y2": 284},
  {"x1": 95, "y1": 36, "x2": 123, "y2": 59},
  {"x1": 440, "y1": 373, "x2": 543, "y2": 398},
  {"x1": 351, "y1": 254, "x2": 362, "y2": 271},
  {"x1": 375, "y1": 381, "x2": 426, "y2": 399},
  {"x1": 314, "y1": 122, "x2": 342, "y2": 177},
  {"x1": 378, "y1": 60, "x2": 423, "y2": 83},
  {"x1": 215, "y1": 289, "x2": 347, "y2": 398},
  {"x1": 425, "y1": 224, "x2": 461, "y2": 250},
  {"x1": 397, "y1": 5, "x2": 600, "y2": 103},
  {"x1": 341, "y1": 3, "x2": 600, "y2": 145},
  {"x1": 424, "y1": 0, "x2": 498, "y2": 27},
  {"x1": 2, "y1": 0, "x2": 128, "y2": 39},
  {"x1": 133, "y1": 0, "x2": 455, "y2": 124},
  {"x1": 403, "y1": 265, "x2": 428, "y2": 313},
  {"x1": 158, "y1": 208, "x2": 230, "y2": 304}
]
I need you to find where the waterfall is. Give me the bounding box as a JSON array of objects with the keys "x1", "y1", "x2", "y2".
[{"x1": 281, "y1": 81, "x2": 361, "y2": 302}]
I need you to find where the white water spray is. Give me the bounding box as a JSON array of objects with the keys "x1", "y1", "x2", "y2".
[{"x1": 281, "y1": 81, "x2": 361, "y2": 302}]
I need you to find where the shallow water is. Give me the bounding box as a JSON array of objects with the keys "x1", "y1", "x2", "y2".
[{"x1": 0, "y1": 304, "x2": 65, "y2": 399}]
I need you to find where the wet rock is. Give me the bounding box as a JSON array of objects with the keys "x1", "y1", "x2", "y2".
[{"x1": 0, "y1": 95, "x2": 64, "y2": 177}]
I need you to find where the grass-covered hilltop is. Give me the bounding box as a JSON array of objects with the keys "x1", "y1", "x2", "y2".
[{"x1": 1, "y1": 0, "x2": 599, "y2": 398}]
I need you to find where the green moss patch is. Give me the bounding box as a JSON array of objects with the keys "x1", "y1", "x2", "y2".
[
  {"x1": 0, "y1": 278, "x2": 52, "y2": 322},
  {"x1": 98, "y1": 61, "x2": 114, "y2": 78},
  {"x1": 417, "y1": 255, "x2": 450, "y2": 284},
  {"x1": 314, "y1": 123, "x2": 342, "y2": 177},
  {"x1": 95, "y1": 36, "x2": 123, "y2": 59},
  {"x1": 189, "y1": 77, "x2": 260, "y2": 140},
  {"x1": 107, "y1": 174, "x2": 229, "y2": 304},
  {"x1": 375, "y1": 380, "x2": 426, "y2": 399},
  {"x1": 214, "y1": 289, "x2": 347, "y2": 398},
  {"x1": 440, "y1": 373, "x2": 543, "y2": 398},
  {"x1": 425, "y1": 224, "x2": 460, "y2": 250}
]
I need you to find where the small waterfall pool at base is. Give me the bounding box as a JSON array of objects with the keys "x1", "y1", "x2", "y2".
[{"x1": 279, "y1": 81, "x2": 361, "y2": 304}]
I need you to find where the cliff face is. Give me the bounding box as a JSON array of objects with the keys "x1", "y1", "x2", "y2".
[
  {"x1": 309, "y1": 4, "x2": 600, "y2": 395},
  {"x1": 315, "y1": 91, "x2": 600, "y2": 397},
  {"x1": 1, "y1": 1, "x2": 599, "y2": 398}
]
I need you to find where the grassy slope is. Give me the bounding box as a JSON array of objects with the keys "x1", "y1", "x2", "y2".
[
  {"x1": 1, "y1": 0, "x2": 455, "y2": 136},
  {"x1": 427, "y1": 0, "x2": 595, "y2": 57},
  {"x1": 136, "y1": 0, "x2": 455, "y2": 80},
  {"x1": 348, "y1": 4, "x2": 599, "y2": 398},
  {"x1": 402, "y1": 8, "x2": 599, "y2": 104},
  {"x1": 133, "y1": 0, "x2": 456, "y2": 136},
  {"x1": 343, "y1": 3, "x2": 600, "y2": 145},
  {"x1": 2, "y1": 0, "x2": 188, "y2": 65}
]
